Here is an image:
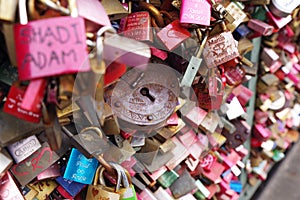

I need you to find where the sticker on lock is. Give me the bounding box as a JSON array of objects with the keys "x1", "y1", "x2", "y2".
[{"x1": 110, "y1": 63, "x2": 180, "y2": 131}]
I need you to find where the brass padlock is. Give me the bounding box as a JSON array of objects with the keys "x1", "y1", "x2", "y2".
[{"x1": 101, "y1": 0, "x2": 128, "y2": 20}]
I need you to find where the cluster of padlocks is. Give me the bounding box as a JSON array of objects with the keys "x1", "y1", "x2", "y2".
[{"x1": 0, "y1": 0, "x2": 299, "y2": 199}]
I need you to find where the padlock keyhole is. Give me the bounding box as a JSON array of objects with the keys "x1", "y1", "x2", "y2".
[{"x1": 140, "y1": 87, "x2": 155, "y2": 102}]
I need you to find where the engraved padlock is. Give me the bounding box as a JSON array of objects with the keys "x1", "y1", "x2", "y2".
[
  {"x1": 111, "y1": 63, "x2": 180, "y2": 132},
  {"x1": 14, "y1": 0, "x2": 90, "y2": 80},
  {"x1": 203, "y1": 22, "x2": 240, "y2": 68},
  {"x1": 119, "y1": 11, "x2": 153, "y2": 42},
  {"x1": 180, "y1": 0, "x2": 211, "y2": 27},
  {"x1": 3, "y1": 82, "x2": 42, "y2": 123}
]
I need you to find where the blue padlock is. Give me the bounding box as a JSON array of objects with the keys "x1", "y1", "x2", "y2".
[{"x1": 63, "y1": 148, "x2": 99, "y2": 184}]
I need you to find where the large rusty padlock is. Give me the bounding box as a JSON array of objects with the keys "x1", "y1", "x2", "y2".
[{"x1": 110, "y1": 63, "x2": 180, "y2": 132}]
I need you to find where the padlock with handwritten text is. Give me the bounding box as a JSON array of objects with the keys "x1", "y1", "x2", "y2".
[{"x1": 14, "y1": 0, "x2": 90, "y2": 80}]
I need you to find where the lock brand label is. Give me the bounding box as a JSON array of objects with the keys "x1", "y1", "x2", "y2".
[
  {"x1": 180, "y1": 0, "x2": 211, "y2": 26},
  {"x1": 203, "y1": 31, "x2": 239, "y2": 68},
  {"x1": 7, "y1": 135, "x2": 41, "y2": 163},
  {"x1": 14, "y1": 17, "x2": 90, "y2": 80}
]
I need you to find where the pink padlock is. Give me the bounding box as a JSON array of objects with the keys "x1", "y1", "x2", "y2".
[
  {"x1": 14, "y1": 0, "x2": 90, "y2": 80},
  {"x1": 180, "y1": 0, "x2": 211, "y2": 26}
]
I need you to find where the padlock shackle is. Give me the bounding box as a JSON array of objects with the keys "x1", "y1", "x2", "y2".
[
  {"x1": 19, "y1": 0, "x2": 28, "y2": 24},
  {"x1": 139, "y1": 1, "x2": 164, "y2": 28}
]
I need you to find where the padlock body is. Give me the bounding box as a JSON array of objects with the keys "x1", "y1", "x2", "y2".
[
  {"x1": 4, "y1": 85, "x2": 41, "y2": 123},
  {"x1": 14, "y1": 16, "x2": 90, "y2": 80},
  {"x1": 120, "y1": 11, "x2": 152, "y2": 42},
  {"x1": 180, "y1": 0, "x2": 211, "y2": 26},
  {"x1": 203, "y1": 31, "x2": 239, "y2": 68}
]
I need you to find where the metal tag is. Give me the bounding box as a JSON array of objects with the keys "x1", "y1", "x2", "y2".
[{"x1": 7, "y1": 135, "x2": 41, "y2": 163}]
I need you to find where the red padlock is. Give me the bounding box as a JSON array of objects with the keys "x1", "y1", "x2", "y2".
[{"x1": 4, "y1": 84, "x2": 42, "y2": 123}]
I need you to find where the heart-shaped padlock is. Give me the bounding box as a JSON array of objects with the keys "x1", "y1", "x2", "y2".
[{"x1": 110, "y1": 63, "x2": 180, "y2": 132}]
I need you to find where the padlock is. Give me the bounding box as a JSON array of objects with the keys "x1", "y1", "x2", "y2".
[
  {"x1": 224, "y1": 65, "x2": 246, "y2": 86},
  {"x1": 0, "y1": 149, "x2": 13, "y2": 178},
  {"x1": 0, "y1": 108, "x2": 44, "y2": 147},
  {"x1": 63, "y1": 148, "x2": 99, "y2": 184},
  {"x1": 14, "y1": 0, "x2": 90, "y2": 80},
  {"x1": 154, "y1": 186, "x2": 173, "y2": 200},
  {"x1": 157, "y1": 169, "x2": 179, "y2": 189},
  {"x1": 233, "y1": 24, "x2": 252, "y2": 41},
  {"x1": 101, "y1": 0, "x2": 128, "y2": 21},
  {"x1": 196, "y1": 77, "x2": 224, "y2": 111},
  {"x1": 10, "y1": 142, "x2": 61, "y2": 186},
  {"x1": 203, "y1": 22, "x2": 240, "y2": 68},
  {"x1": 264, "y1": 5, "x2": 293, "y2": 30},
  {"x1": 202, "y1": 160, "x2": 226, "y2": 183},
  {"x1": 0, "y1": 172, "x2": 25, "y2": 200},
  {"x1": 28, "y1": 179, "x2": 58, "y2": 200},
  {"x1": 85, "y1": 164, "x2": 122, "y2": 200},
  {"x1": 3, "y1": 83, "x2": 42, "y2": 123},
  {"x1": 179, "y1": 0, "x2": 211, "y2": 27},
  {"x1": 247, "y1": 19, "x2": 274, "y2": 36},
  {"x1": 76, "y1": 0, "x2": 111, "y2": 32},
  {"x1": 102, "y1": 30, "x2": 151, "y2": 68},
  {"x1": 221, "y1": 119, "x2": 251, "y2": 149},
  {"x1": 184, "y1": 106, "x2": 208, "y2": 128},
  {"x1": 110, "y1": 163, "x2": 138, "y2": 200},
  {"x1": 238, "y1": 38, "x2": 254, "y2": 55},
  {"x1": 225, "y1": 2, "x2": 249, "y2": 32},
  {"x1": 111, "y1": 63, "x2": 180, "y2": 131},
  {"x1": 253, "y1": 124, "x2": 273, "y2": 141},
  {"x1": 226, "y1": 97, "x2": 245, "y2": 120},
  {"x1": 156, "y1": 19, "x2": 191, "y2": 51},
  {"x1": 135, "y1": 138, "x2": 160, "y2": 166},
  {"x1": 169, "y1": 169, "x2": 197, "y2": 198},
  {"x1": 21, "y1": 185, "x2": 39, "y2": 200},
  {"x1": 119, "y1": 11, "x2": 153, "y2": 42},
  {"x1": 37, "y1": 163, "x2": 61, "y2": 180},
  {"x1": 56, "y1": 167, "x2": 85, "y2": 197},
  {"x1": 210, "y1": 0, "x2": 235, "y2": 24},
  {"x1": 165, "y1": 136, "x2": 190, "y2": 170},
  {"x1": 269, "y1": 0, "x2": 300, "y2": 18},
  {"x1": 7, "y1": 135, "x2": 41, "y2": 164},
  {"x1": 21, "y1": 78, "x2": 47, "y2": 114}
]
